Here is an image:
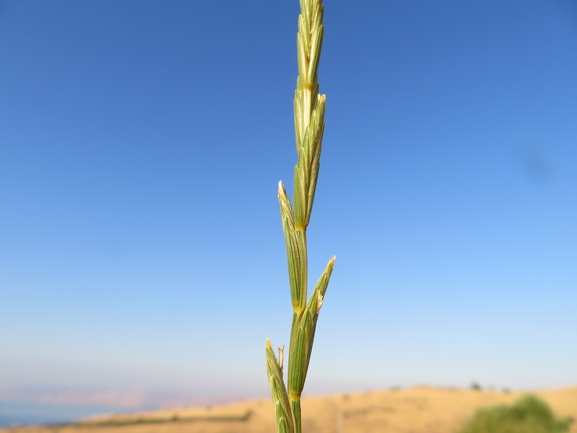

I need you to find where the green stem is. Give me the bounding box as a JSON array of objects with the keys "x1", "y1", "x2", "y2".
[{"x1": 291, "y1": 398, "x2": 302, "y2": 433}]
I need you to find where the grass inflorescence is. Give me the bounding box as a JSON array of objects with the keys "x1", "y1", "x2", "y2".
[{"x1": 265, "y1": 1, "x2": 334, "y2": 433}]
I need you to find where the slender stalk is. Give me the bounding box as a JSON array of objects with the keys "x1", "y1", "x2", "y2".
[{"x1": 266, "y1": 1, "x2": 335, "y2": 433}]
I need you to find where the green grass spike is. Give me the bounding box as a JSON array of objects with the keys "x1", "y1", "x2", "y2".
[{"x1": 266, "y1": 2, "x2": 334, "y2": 433}]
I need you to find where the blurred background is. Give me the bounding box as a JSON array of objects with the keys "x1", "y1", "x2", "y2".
[{"x1": 1, "y1": 0, "x2": 576, "y2": 426}]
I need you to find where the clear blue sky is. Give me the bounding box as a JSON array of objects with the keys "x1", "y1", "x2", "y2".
[{"x1": 1, "y1": 0, "x2": 576, "y2": 417}]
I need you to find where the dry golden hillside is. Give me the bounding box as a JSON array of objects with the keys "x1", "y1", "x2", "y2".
[{"x1": 3, "y1": 386, "x2": 576, "y2": 433}]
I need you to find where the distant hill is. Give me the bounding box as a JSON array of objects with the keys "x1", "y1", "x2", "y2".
[{"x1": 2, "y1": 386, "x2": 576, "y2": 433}]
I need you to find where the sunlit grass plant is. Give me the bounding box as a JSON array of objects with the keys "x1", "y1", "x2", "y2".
[{"x1": 265, "y1": 1, "x2": 335, "y2": 433}]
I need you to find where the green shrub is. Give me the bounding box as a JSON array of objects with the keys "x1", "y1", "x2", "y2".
[{"x1": 457, "y1": 395, "x2": 573, "y2": 433}]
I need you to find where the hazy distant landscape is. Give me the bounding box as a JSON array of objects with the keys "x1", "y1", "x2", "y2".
[
  {"x1": 2, "y1": 386, "x2": 575, "y2": 433},
  {"x1": 0, "y1": 402, "x2": 124, "y2": 428}
]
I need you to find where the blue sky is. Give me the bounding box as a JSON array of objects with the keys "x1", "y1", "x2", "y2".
[{"x1": 1, "y1": 0, "x2": 576, "y2": 418}]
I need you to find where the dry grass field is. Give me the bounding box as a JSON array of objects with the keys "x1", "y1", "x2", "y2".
[{"x1": 3, "y1": 386, "x2": 576, "y2": 433}]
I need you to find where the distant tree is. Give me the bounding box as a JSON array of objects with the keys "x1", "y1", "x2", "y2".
[
  {"x1": 457, "y1": 395, "x2": 573, "y2": 433},
  {"x1": 471, "y1": 382, "x2": 482, "y2": 391}
]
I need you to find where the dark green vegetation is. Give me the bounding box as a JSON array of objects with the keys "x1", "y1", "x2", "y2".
[
  {"x1": 471, "y1": 382, "x2": 482, "y2": 391},
  {"x1": 48, "y1": 411, "x2": 253, "y2": 428},
  {"x1": 457, "y1": 395, "x2": 573, "y2": 433}
]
